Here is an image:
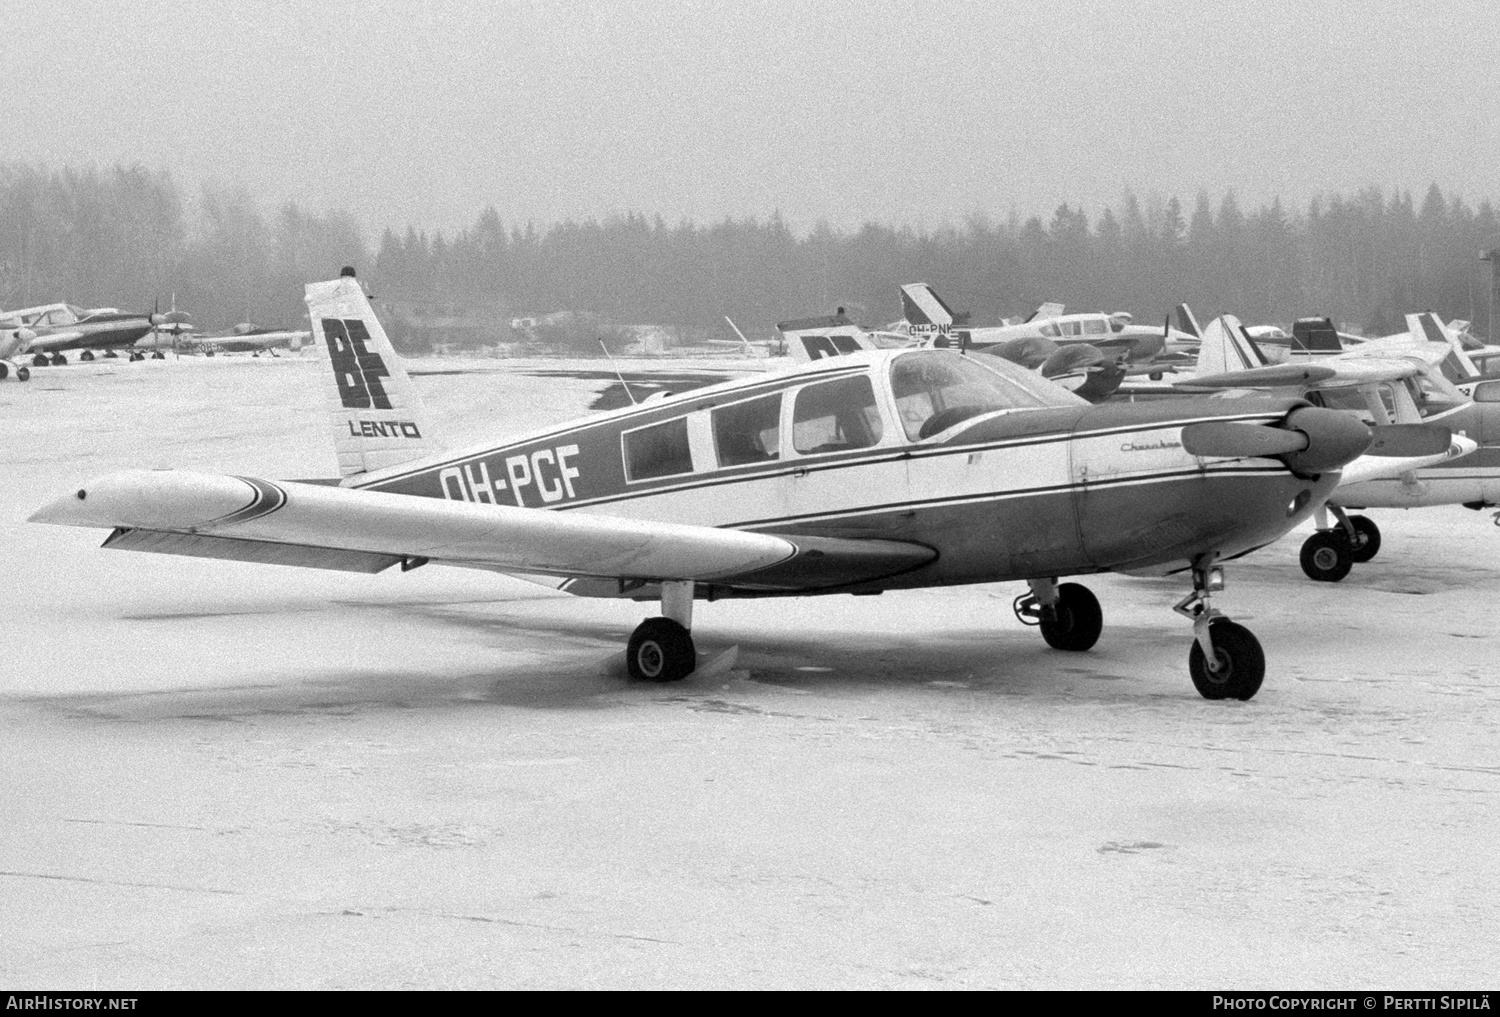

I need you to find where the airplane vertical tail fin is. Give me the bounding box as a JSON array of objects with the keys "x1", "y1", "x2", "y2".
[
  {"x1": 776, "y1": 315, "x2": 881, "y2": 362},
  {"x1": 899, "y1": 283, "x2": 964, "y2": 327},
  {"x1": 1174, "y1": 303, "x2": 1203, "y2": 338},
  {"x1": 1290, "y1": 317, "x2": 1344, "y2": 353},
  {"x1": 1195, "y1": 315, "x2": 1270, "y2": 376},
  {"x1": 1408, "y1": 311, "x2": 1480, "y2": 382},
  {"x1": 306, "y1": 268, "x2": 441, "y2": 479}
]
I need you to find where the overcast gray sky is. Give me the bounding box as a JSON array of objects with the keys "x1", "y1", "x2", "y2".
[{"x1": 6, "y1": 0, "x2": 1497, "y2": 235}]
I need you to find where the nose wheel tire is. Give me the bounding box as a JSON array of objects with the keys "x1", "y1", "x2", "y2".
[
  {"x1": 1300, "y1": 530, "x2": 1353, "y2": 582},
  {"x1": 1189, "y1": 619, "x2": 1265, "y2": 700},
  {"x1": 627, "y1": 617, "x2": 697, "y2": 682},
  {"x1": 1346, "y1": 514, "x2": 1380, "y2": 563},
  {"x1": 1039, "y1": 582, "x2": 1103, "y2": 652}
]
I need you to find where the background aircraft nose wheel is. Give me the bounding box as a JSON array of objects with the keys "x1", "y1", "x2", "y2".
[
  {"x1": 1038, "y1": 583, "x2": 1103, "y2": 651},
  {"x1": 1300, "y1": 530, "x2": 1353, "y2": 582},
  {"x1": 627, "y1": 617, "x2": 696, "y2": 682},
  {"x1": 1346, "y1": 514, "x2": 1380, "y2": 563},
  {"x1": 1189, "y1": 619, "x2": 1265, "y2": 700}
]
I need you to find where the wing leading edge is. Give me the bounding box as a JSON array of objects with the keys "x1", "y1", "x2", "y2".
[{"x1": 31, "y1": 469, "x2": 935, "y2": 593}]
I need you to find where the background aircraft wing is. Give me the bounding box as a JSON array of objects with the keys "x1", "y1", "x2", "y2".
[{"x1": 32, "y1": 469, "x2": 935, "y2": 592}]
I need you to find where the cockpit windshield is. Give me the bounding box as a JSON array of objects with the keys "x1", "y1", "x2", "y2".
[{"x1": 889, "y1": 350, "x2": 1080, "y2": 440}]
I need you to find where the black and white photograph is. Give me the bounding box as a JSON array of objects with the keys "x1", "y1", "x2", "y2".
[{"x1": 2, "y1": 0, "x2": 1498, "y2": 992}]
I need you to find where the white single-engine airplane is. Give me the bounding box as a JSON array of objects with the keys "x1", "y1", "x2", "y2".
[
  {"x1": 182, "y1": 323, "x2": 313, "y2": 357},
  {"x1": 31, "y1": 269, "x2": 1452, "y2": 701}
]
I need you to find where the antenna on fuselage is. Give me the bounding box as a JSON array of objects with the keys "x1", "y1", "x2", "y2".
[{"x1": 598, "y1": 337, "x2": 638, "y2": 405}]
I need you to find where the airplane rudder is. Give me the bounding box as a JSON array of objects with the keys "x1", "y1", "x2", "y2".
[{"x1": 305, "y1": 268, "x2": 439, "y2": 477}]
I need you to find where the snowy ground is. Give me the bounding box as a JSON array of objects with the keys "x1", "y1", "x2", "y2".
[{"x1": 1, "y1": 353, "x2": 1497, "y2": 989}]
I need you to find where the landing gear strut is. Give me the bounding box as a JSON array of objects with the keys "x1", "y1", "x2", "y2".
[
  {"x1": 1175, "y1": 563, "x2": 1264, "y2": 700},
  {"x1": 1299, "y1": 505, "x2": 1379, "y2": 582},
  {"x1": 626, "y1": 580, "x2": 697, "y2": 682},
  {"x1": 1014, "y1": 578, "x2": 1103, "y2": 651}
]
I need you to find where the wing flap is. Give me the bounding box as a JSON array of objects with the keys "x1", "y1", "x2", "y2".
[{"x1": 102, "y1": 527, "x2": 405, "y2": 573}]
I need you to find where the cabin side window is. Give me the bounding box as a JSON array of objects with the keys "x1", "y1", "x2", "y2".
[
  {"x1": 791, "y1": 375, "x2": 884, "y2": 455},
  {"x1": 712, "y1": 393, "x2": 781, "y2": 467},
  {"x1": 622, "y1": 417, "x2": 694, "y2": 481},
  {"x1": 1082, "y1": 318, "x2": 1109, "y2": 335}
]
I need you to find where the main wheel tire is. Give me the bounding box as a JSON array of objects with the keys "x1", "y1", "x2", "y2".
[
  {"x1": 1189, "y1": 619, "x2": 1265, "y2": 701},
  {"x1": 50, "y1": 353, "x2": 66, "y2": 366},
  {"x1": 104, "y1": 350, "x2": 119, "y2": 359},
  {"x1": 1300, "y1": 530, "x2": 1353, "y2": 582},
  {"x1": 80, "y1": 350, "x2": 95, "y2": 361},
  {"x1": 152, "y1": 351, "x2": 166, "y2": 360},
  {"x1": 32, "y1": 354, "x2": 49, "y2": 367},
  {"x1": 1347, "y1": 515, "x2": 1380, "y2": 563},
  {"x1": 16, "y1": 365, "x2": 29, "y2": 381},
  {"x1": 626, "y1": 617, "x2": 697, "y2": 682},
  {"x1": 1039, "y1": 582, "x2": 1103, "y2": 652},
  {"x1": 0, "y1": 362, "x2": 6, "y2": 380}
]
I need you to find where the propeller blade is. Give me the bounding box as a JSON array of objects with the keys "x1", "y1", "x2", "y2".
[
  {"x1": 1365, "y1": 423, "x2": 1453, "y2": 457},
  {"x1": 1181, "y1": 421, "x2": 1309, "y2": 458}
]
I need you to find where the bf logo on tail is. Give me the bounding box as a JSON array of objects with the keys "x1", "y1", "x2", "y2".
[{"x1": 323, "y1": 318, "x2": 392, "y2": 409}]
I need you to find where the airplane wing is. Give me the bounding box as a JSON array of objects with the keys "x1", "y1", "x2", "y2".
[{"x1": 31, "y1": 469, "x2": 935, "y2": 592}]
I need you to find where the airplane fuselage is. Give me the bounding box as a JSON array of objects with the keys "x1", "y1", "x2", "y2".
[{"x1": 348, "y1": 352, "x2": 1336, "y2": 598}]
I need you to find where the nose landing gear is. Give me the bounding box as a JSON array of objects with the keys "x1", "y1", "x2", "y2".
[{"x1": 1175, "y1": 564, "x2": 1264, "y2": 700}]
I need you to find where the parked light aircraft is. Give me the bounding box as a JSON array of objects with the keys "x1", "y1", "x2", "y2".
[
  {"x1": 897, "y1": 283, "x2": 1198, "y2": 368},
  {"x1": 0, "y1": 320, "x2": 36, "y2": 381},
  {"x1": 2, "y1": 302, "x2": 159, "y2": 365},
  {"x1": 777, "y1": 311, "x2": 1129, "y2": 403},
  {"x1": 182, "y1": 323, "x2": 312, "y2": 357},
  {"x1": 31, "y1": 269, "x2": 1451, "y2": 701},
  {"x1": 1166, "y1": 313, "x2": 1486, "y2": 582}
]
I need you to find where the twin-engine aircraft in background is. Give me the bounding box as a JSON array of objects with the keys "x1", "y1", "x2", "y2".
[
  {"x1": 896, "y1": 282, "x2": 1200, "y2": 368},
  {"x1": 32, "y1": 269, "x2": 1452, "y2": 701}
]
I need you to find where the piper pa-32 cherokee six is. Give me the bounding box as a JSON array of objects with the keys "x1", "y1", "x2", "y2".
[{"x1": 31, "y1": 269, "x2": 1452, "y2": 700}]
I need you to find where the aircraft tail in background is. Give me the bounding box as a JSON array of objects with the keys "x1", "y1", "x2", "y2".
[
  {"x1": 1290, "y1": 317, "x2": 1345, "y2": 354},
  {"x1": 1194, "y1": 315, "x2": 1272, "y2": 377},
  {"x1": 1408, "y1": 311, "x2": 1481, "y2": 383},
  {"x1": 1174, "y1": 303, "x2": 1203, "y2": 338},
  {"x1": 306, "y1": 268, "x2": 441, "y2": 479},
  {"x1": 898, "y1": 283, "x2": 970, "y2": 328}
]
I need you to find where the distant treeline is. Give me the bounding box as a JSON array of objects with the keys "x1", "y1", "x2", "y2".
[{"x1": 4, "y1": 161, "x2": 1499, "y2": 347}]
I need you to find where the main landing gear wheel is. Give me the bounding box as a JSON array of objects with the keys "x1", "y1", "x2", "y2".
[
  {"x1": 1039, "y1": 583, "x2": 1103, "y2": 651},
  {"x1": 1300, "y1": 530, "x2": 1353, "y2": 582},
  {"x1": 627, "y1": 617, "x2": 696, "y2": 682},
  {"x1": 15, "y1": 365, "x2": 28, "y2": 381},
  {"x1": 1189, "y1": 619, "x2": 1265, "y2": 701},
  {"x1": 151, "y1": 351, "x2": 166, "y2": 360},
  {"x1": 1346, "y1": 514, "x2": 1380, "y2": 563},
  {"x1": 49, "y1": 353, "x2": 66, "y2": 366},
  {"x1": 80, "y1": 350, "x2": 95, "y2": 362},
  {"x1": 32, "y1": 354, "x2": 49, "y2": 367}
]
